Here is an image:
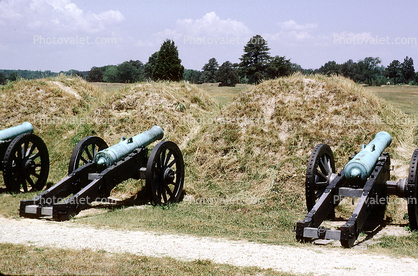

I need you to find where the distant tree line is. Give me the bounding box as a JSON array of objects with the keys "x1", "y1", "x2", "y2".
[
  {"x1": 0, "y1": 69, "x2": 87, "y2": 85},
  {"x1": 2, "y1": 35, "x2": 417, "y2": 87},
  {"x1": 313, "y1": 56, "x2": 417, "y2": 86}
]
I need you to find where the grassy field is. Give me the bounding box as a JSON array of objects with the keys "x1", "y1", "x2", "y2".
[
  {"x1": 0, "y1": 243, "x2": 291, "y2": 276},
  {"x1": 197, "y1": 83, "x2": 252, "y2": 107},
  {"x1": 365, "y1": 85, "x2": 418, "y2": 115},
  {"x1": 1, "y1": 76, "x2": 418, "y2": 274}
]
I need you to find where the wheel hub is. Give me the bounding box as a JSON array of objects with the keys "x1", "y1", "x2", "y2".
[
  {"x1": 24, "y1": 158, "x2": 36, "y2": 173},
  {"x1": 163, "y1": 167, "x2": 175, "y2": 182}
]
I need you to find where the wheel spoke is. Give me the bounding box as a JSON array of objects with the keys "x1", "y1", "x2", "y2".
[
  {"x1": 22, "y1": 142, "x2": 28, "y2": 158},
  {"x1": 319, "y1": 156, "x2": 330, "y2": 175},
  {"x1": 80, "y1": 156, "x2": 89, "y2": 164},
  {"x1": 26, "y1": 144, "x2": 36, "y2": 158},
  {"x1": 164, "y1": 151, "x2": 173, "y2": 167},
  {"x1": 29, "y1": 152, "x2": 41, "y2": 161},
  {"x1": 22, "y1": 178, "x2": 28, "y2": 193},
  {"x1": 26, "y1": 175, "x2": 36, "y2": 188},
  {"x1": 165, "y1": 185, "x2": 174, "y2": 197},
  {"x1": 85, "y1": 147, "x2": 93, "y2": 161},
  {"x1": 315, "y1": 169, "x2": 328, "y2": 181},
  {"x1": 167, "y1": 158, "x2": 176, "y2": 168}
]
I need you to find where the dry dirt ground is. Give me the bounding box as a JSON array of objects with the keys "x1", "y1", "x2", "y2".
[{"x1": 0, "y1": 216, "x2": 417, "y2": 276}]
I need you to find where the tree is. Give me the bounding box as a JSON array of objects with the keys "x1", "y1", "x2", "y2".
[
  {"x1": 353, "y1": 57, "x2": 382, "y2": 85},
  {"x1": 0, "y1": 72, "x2": 6, "y2": 85},
  {"x1": 215, "y1": 61, "x2": 239, "y2": 86},
  {"x1": 318, "y1": 61, "x2": 341, "y2": 76},
  {"x1": 117, "y1": 61, "x2": 139, "y2": 83},
  {"x1": 384, "y1": 60, "x2": 402, "y2": 84},
  {"x1": 200, "y1": 58, "x2": 219, "y2": 83},
  {"x1": 103, "y1": 65, "x2": 119, "y2": 83},
  {"x1": 266, "y1": 55, "x2": 293, "y2": 79},
  {"x1": 239, "y1": 35, "x2": 271, "y2": 84},
  {"x1": 183, "y1": 69, "x2": 202, "y2": 84},
  {"x1": 144, "y1": 52, "x2": 158, "y2": 81},
  {"x1": 402, "y1": 56, "x2": 415, "y2": 83},
  {"x1": 153, "y1": 39, "x2": 184, "y2": 81},
  {"x1": 87, "y1": 66, "x2": 104, "y2": 82},
  {"x1": 340, "y1": 59, "x2": 355, "y2": 80},
  {"x1": 9, "y1": 72, "x2": 18, "y2": 82}
]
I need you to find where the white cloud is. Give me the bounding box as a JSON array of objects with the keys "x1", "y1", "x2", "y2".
[
  {"x1": 2, "y1": 0, "x2": 125, "y2": 33},
  {"x1": 278, "y1": 20, "x2": 318, "y2": 30},
  {"x1": 266, "y1": 20, "x2": 318, "y2": 43},
  {"x1": 176, "y1": 12, "x2": 251, "y2": 36}
]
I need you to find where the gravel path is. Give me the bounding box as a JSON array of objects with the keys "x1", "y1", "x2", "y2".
[{"x1": 0, "y1": 217, "x2": 417, "y2": 276}]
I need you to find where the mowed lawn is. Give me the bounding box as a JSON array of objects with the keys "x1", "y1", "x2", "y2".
[{"x1": 365, "y1": 85, "x2": 418, "y2": 116}]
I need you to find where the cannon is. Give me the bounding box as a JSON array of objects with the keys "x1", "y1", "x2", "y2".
[
  {"x1": 0, "y1": 122, "x2": 49, "y2": 193},
  {"x1": 20, "y1": 126, "x2": 184, "y2": 221},
  {"x1": 296, "y1": 131, "x2": 418, "y2": 248}
]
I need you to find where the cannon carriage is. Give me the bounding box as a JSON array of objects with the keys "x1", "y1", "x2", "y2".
[
  {"x1": 296, "y1": 131, "x2": 418, "y2": 248},
  {"x1": 20, "y1": 126, "x2": 184, "y2": 221},
  {"x1": 0, "y1": 122, "x2": 49, "y2": 193}
]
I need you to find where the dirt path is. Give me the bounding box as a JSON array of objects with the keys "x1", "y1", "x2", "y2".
[{"x1": 0, "y1": 217, "x2": 416, "y2": 276}]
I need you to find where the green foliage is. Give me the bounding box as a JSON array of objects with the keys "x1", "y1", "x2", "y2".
[
  {"x1": 0, "y1": 72, "x2": 6, "y2": 85},
  {"x1": 153, "y1": 39, "x2": 184, "y2": 81},
  {"x1": 117, "y1": 61, "x2": 140, "y2": 83},
  {"x1": 8, "y1": 72, "x2": 18, "y2": 82},
  {"x1": 318, "y1": 60, "x2": 341, "y2": 76},
  {"x1": 143, "y1": 52, "x2": 158, "y2": 81},
  {"x1": 103, "y1": 65, "x2": 119, "y2": 83},
  {"x1": 183, "y1": 69, "x2": 202, "y2": 84},
  {"x1": 87, "y1": 66, "x2": 104, "y2": 82},
  {"x1": 200, "y1": 58, "x2": 219, "y2": 83},
  {"x1": 215, "y1": 61, "x2": 239, "y2": 86},
  {"x1": 239, "y1": 35, "x2": 271, "y2": 84},
  {"x1": 384, "y1": 60, "x2": 402, "y2": 84},
  {"x1": 266, "y1": 56, "x2": 293, "y2": 79},
  {"x1": 402, "y1": 56, "x2": 415, "y2": 83}
]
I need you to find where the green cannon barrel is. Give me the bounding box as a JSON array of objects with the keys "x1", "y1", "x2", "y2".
[
  {"x1": 0, "y1": 122, "x2": 34, "y2": 141},
  {"x1": 94, "y1": 126, "x2": 164, "y2": 168},
  {"x1": 343, "y1": 131, "x2": 392, "y2": 180}
]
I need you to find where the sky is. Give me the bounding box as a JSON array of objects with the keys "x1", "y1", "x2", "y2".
[{"x1": 1, "y1": 0, "x2": 417, "y2": 72}]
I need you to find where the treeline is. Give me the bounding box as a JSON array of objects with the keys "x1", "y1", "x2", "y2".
[
  {"x1": 312, "y1": 56, "x2": 417, "y2": 86},
  {"x1": 0, "y1": 69, "x2": 87, "y2": 85},
  {"x1": 1, "y1": 35, "x2": 417, "y2": 86}
]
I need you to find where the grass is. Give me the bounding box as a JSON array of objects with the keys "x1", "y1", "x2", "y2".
[
  {"x1": 1, "y1": 75, "x2": 418, "y2": 274},
  {"x1": 0, "y1": 243, "x2": 293, "y2": 276},
  {"x1": 197, "y1": 83, "x2": 252, "y2": 107},
  {"x1": 365, "y1": 85, "x2": 418, "y2": 115},
  {"x1": 75, "y1": 202, "x2": 298, "y2": 245}
]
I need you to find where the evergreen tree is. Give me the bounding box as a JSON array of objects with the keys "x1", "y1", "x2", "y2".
[
  {"x1": 144, "y1": 52, "x2": 159, "y2": 81},
  {"x1": 402, "y1": 56, "x2": 415, "y2": 83},
  {"x1": 384, "y1": 60, "x2": 402, "y2": 84},
  {"x1": 153, "y1": 39, "x2": 184, "y2": 81},
  {"x1": 239, "y1": 35, "x2": 271, "y2": 84},
  {"x1": 200, "y1": 58, "x2": 219, "y2": 83}
]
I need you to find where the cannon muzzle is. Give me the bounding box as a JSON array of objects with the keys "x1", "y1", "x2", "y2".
[
  {"x1": 343, "y1": 131, "x2": 392, "y2": 180},
  {"x1": 0, "y1": 122, "x2": 34, "y2": 142},
  {"x1": 94, "y1": 126, "x2": 164, "y2": 168}
]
